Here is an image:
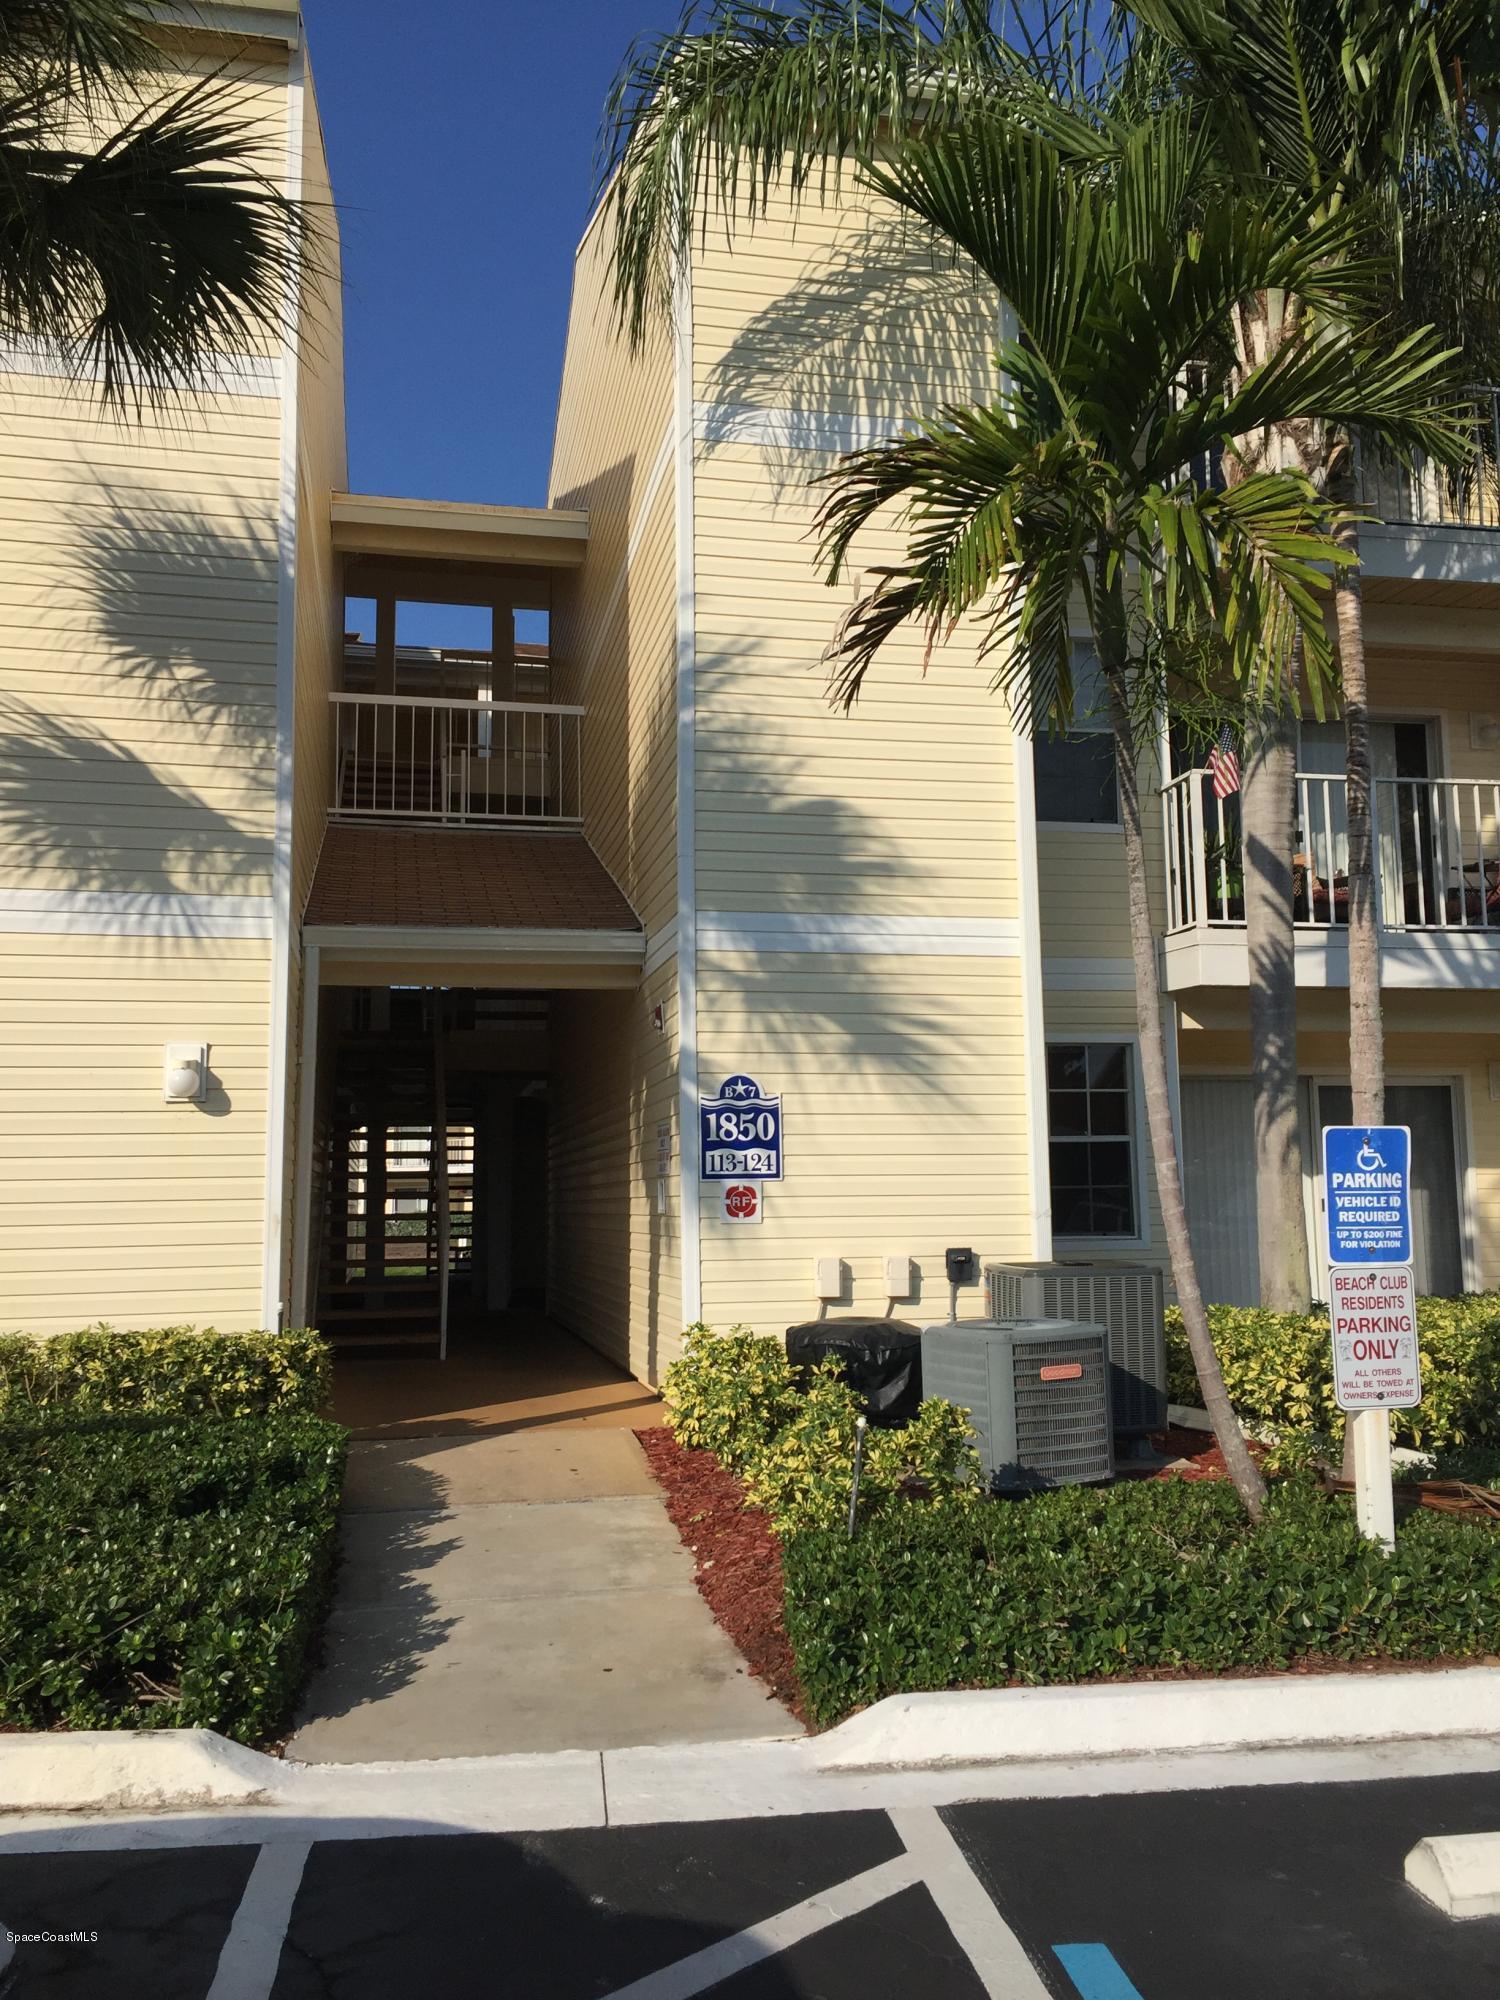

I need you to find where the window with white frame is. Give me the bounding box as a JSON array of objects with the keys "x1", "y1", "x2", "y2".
[
  {"x1": 1032, "y1": 644, "x2": 1119, "y2": 825},
  {"x1": 1048, "y1": 1041, "x2": 1139, "y2": 1237}
]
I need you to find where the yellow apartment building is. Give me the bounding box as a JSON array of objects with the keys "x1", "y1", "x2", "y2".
[{"x1": 1, "y1": 3, "x2": 1494, "y2": 1384}]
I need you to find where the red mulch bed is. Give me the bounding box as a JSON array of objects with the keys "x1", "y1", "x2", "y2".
[
  {"x1": 637, "y1": 1425, "x2": 1499, "y2": 1717},
  {"x1": 1145, "y1": 1424, "x2": 1271, "y2": 1481},
  {"x1": 635, "y1": 1427, "x2": 808, "y2": 1724}
]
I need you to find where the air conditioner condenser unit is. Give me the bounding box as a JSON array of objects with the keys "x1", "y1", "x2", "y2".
[
  {"x1": 984, "y1": 1263, "x2": 1167, "y2": 1435},
  {"x1": 922, "y1": 1318, "x2": 1113, "y2": 1491}
]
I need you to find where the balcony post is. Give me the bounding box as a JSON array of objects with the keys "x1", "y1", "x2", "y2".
[{"x1": 374, "y1": 592, "x2": 397, "y2": 697}]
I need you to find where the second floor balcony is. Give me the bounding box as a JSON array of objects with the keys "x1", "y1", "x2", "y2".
[
  {"x1": 330, "y1": 692, "x2": 584, "y2": 826},
  {"x1": 1161, "y1": 767, "x2": 1500, "y2": 990}
]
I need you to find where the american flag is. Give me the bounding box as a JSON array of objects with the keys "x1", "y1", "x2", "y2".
[{"x1": 1208, "y1": 725, "x2": 1241, "y2": 800}]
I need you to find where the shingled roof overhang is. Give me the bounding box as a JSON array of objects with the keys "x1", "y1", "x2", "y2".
[{"x1": 303, "y1": 825, "x2": 645, "y2": 987}]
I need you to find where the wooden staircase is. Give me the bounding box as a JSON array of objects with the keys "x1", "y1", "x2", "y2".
[
  {"x1": 314, "y1": 996, "x2": 474, "y2": 1354},
  {"x1": 336, "y1": 755, "x2": 446, "y2": 816}
]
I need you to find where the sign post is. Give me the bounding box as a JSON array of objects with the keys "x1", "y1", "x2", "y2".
[{"x1": 1321, "y1": 1125, "x2": 1417, "y2": 1553}]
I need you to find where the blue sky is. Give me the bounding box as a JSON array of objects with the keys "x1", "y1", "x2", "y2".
[{"x1": 302, "y1": 0, "x2": 683, "y2": 513}]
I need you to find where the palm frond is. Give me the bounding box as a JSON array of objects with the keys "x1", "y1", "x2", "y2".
[
  {"x1": 0, "y1": 69, "x2": 305, "y2": 408},
  {"x1": 1147, "y1": 322, "x2": 1471, "y2": 487},
  {"x1": 598, "y1": 0, "x2": 1013, "y2": 344},
  {"x1": 0, "y1": 0, "x2": 157, "y2": 101}
]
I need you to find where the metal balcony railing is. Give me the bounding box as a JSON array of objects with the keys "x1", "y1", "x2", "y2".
[
  {"x1": 1162, "y1": 769, "x2": 1500, "y2": 934},
  {"x1": 1354, "y1": 386, "x2": 1500, "y2": 531},
  {"x1": 329, "y1": 694, "x2": 584, "y2": 826}
]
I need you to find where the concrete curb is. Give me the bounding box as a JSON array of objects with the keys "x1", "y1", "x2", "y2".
[
  {"x1": 0, "y1": 1730, "x2": 279, "y2": 1815},
  {"x1": 6, "y1": 1665, "x2": 1500, "y2": 1814},
  {"x1": 811, "y1": 1667, "x2": 1500, "y2": 1772},
  {"x1": 1405, "y1": 1833, "x2": 1500, "y2": 1920}
]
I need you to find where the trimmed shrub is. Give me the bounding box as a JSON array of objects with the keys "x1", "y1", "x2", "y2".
[
  {"x1": 1164, "y1": 1295, "x2": 1500, "y2": 1452},
  {"x1": 663, "y1": 1324, "x2": 980, "y2": 1532},
  {"x1": 782, "y1": 1476, "x2": 1500, "y2": 1726},
  {"x1": 663, "y1": 1324, "x2": 803, "y2": 1471},
  {"x1": 0, "y1": 1413, "x2": 345, "y2": 1742},
  {"x1": 0, "y1": 1325, "x2": 331, "y2": 1419}
]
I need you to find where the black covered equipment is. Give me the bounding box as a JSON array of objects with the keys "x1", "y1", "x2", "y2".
[{"x1": 784, "y1": 1318, "x2": 924, "y2": 1425}]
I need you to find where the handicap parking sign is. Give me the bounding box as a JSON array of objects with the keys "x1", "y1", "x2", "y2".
[{"x1": 1322, "y1": 1125, "x2": 1411, "y2": 1265}]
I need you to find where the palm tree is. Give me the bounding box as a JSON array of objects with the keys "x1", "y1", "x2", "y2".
[
  {"x1": 601, "y1": 4, "x2": 1472, "y2": 1504},
  {"x1": 1129, "y1": 0, "x2": 1500, "y2": 1147},
  {"x1": 804, "y1": 116, "x2": 1464, "y2": 1518},
  {"x1": 601, "y1": 2, "x2": 1488, "y2": 1331},
  {"x1": 0, "y1": 0, "x2": 305, "y2": 406}
]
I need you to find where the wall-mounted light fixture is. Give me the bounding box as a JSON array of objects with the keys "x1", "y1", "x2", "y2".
[{"x1": 163, "y1": 1043, "x2": 208, "y2": 1103}]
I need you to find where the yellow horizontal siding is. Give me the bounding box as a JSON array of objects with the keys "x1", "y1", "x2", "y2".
[
  {"x1": 690, "y1": 180, "x2": 1003, "y2": 419},
  {"x1": 549, "y1": 207, "x2": 681, "y2": 1373},
  {"x1": 696, "y1": 949, "x2": 1032, "y2": 1333},
  {"x1": 0, "y1": 362, "x2": 283, "y2": 898},
  {"x1": 690, "y1": 442, "x2": 1015, "y2": 920},
  {"x1": 0, "y1": 932, "x2": 271, "y2": 1332},
  {"x1": 549, "y1": 961, "x2": 681, "y2": 1383},
  {"x1": 689, "y1": 152, "x2": 1021, "y2": 929}
]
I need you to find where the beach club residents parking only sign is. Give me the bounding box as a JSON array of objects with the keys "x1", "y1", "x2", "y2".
[
  {"x1": 1322, "y1": 1125, "x2": 1412, "y2": 1265},
  {"x1": 699, "y1": 1075, "x2": 783, "y2": 1183},
  {"x1": 1329, "y1": 1265, "x2": 1422, "y2": 1411}
]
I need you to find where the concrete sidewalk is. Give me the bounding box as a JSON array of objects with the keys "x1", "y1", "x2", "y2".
[{"x1": 288, "y1": 1428, "x2": 795, "y2": 1763}]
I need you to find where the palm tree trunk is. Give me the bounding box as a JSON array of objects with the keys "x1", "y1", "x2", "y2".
[
  {"x1": 1229, "y1": 306, "x2": 1312, "y2": 1314},
  {"x1": 1107, "y1": 675, "x2": 1268, "y2": 1522},
  {"x1": 1242, "y1": 694, "x2": 1312, "y2": 1311},
  {"x1": 1334, "y1": 510, "x2": 1384, "y2": 1127},
  {"x1": 1332, "y1": 489, "x2": 1386, "y2": 1490}
]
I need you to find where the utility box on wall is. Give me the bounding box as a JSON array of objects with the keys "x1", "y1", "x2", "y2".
[{"x1": 984, "y1": 1263, "x2": 1167, "y2": 1435}]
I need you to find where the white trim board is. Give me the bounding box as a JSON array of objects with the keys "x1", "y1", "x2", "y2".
[
  {"x1": 694, "y1": 401, "x2": 906, "y2": 456},
  {"x1": 261, "y1": 42, "x2": 306, "y2": 1330},
  {"x1": 675, "y1": 266, "x2": 703, "y2": 1327},
  {"x1": 0, "y1": 341, "x2": 282, "y2": 401},
  {"x1": 1161, "y1": 925, "x2": 1500, "y2": 992},
  {"x1": 0, "y1": 889, "x2": 273, "y2": 940},
  {"x1": 1359, "y1": 522, "x2": 1500, "y2": 588},
  {"x1": 302, "y1": 925, "x2": 646, "y2": 963},
  {"x1": 1014, "y1": 725, "x2": 1054, "y2": 1259},
  {"x1": 698, "y1": 913, "x2": 1021, "y2": 957},
  {"x1": 289, "y1": 942, "x2": 320, "y2": 1328}
]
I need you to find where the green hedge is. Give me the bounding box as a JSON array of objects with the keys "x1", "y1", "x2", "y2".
[
  {"x1": 664, "y1": 1324, "x2": 979, "y2": 1531},
  {"x1": 0, "y1": 1413, "x2": 345, "y2": 1741},
  {"x1": 1165, "y1": 1295, "x2": 1500, "y2": 1451},
  {"x1": 0, "y1": 1325, "x2": 331, "y2": 1419},
  {"x1": 783, "y1": 1477, "x2": 1500, "y2": 1726}
]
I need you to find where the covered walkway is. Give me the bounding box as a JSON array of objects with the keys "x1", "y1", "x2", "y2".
[{"x1": 326, "y1": 1309, "x2": 663, "y2": 1440}]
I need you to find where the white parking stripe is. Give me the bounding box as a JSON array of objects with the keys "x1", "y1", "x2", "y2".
[
  {"x1": 205, "y1": 1841, "x2": 311, "y2": 2000},
  {"x1": 888, "y1": 1807, "x2": 1054, "y2": 2000},
  {"x1": 597, "y1": 1854, "x2": 918, "y2": 2000}
]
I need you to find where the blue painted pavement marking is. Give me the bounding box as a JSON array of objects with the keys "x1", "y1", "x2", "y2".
[{"x1": 1052, "y1": 1942, "x2": 1146, "y2": 2000}]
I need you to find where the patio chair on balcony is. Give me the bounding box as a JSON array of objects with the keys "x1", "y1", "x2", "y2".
[
  {"x1": 1445, "y1": 860, "x2": 1500, "y2": 927},
  {"x1": 1293, "y1": 854, "x2": 1349, "y2": 925}
]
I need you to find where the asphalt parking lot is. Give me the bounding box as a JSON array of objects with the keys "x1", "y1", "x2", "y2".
[{"x1": 2, "y1": 1771, "x2": 1499, "y2": 1998}]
